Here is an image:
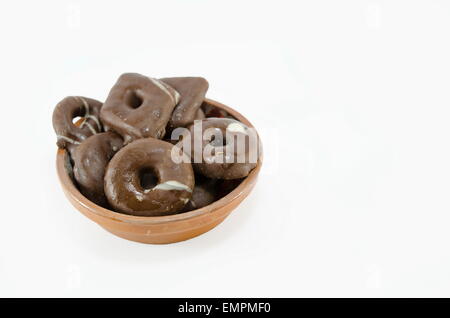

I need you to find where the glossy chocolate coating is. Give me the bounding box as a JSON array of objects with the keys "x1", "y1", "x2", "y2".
[
  {"x1": 164, "y1": 107, "x2": 205, "y2": 143},
  {"x1": 161, "y1": 77, "x2": 209, "y2": 128},
  {"x1": 104, "y1": 138, "x2": 194, "y2": 216},
  {"x1": 187, "y1": 118, "x2": 259, "y2": 179},
  {"x1": 52, "y1": 96, "x2": 103, "y2": 149},
  {"x1": 100, "y1": 73, "x2": 179, "y2": 144},
  {"x1": 72, "y1": 131, "x2": 123, "y2": 206}
]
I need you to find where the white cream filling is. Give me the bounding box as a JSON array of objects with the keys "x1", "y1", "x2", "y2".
[
  {"x1": 76, "y1": 97, "x2": 99, "y2": 134},
  {"x1": 145, "y1": 180, "x2": 192, "y2": 193},
  {"x1": 78, "y1": 96, "x2": 90, "y2": 119},
  {"x1": 150, "y1": 78, "x2": 180, "y2": 105},
  {"x1": 85, "y1": 114, "x2": 101, "y2": 131},
  {"x1": 57, "y1": 135, "x2": 81, "y2": 145},
  {"x1": 174, "y1": 90, "x2": 180, "y2": 104},
  {"x1": 227, "y1": 122, "x2": 247, "y2": 134},
  {"x1": 84, "y1": 121, "x2": 97, "y2": 135},
  {"x1": 161, "y1": 80, "x2": 181, "y2": 104}
]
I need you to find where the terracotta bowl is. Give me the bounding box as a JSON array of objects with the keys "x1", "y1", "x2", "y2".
[{"x1": 56, "y1": 98, "x2": 262, "y2": 244}]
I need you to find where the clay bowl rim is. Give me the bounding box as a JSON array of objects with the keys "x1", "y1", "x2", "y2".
[{"x1": 56, "y1": 98, "x2": 262, "y2": 226}]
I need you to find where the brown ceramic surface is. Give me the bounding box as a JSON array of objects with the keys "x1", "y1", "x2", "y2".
[{"x1": 56, "y1": 98, "x2": 262, "y2": 244}]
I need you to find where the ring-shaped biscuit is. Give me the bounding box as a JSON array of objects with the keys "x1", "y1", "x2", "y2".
[
  {"x1": 104, "y1": 138, "x2": 194, "y2": 216},
  {"x1": 100, "y1": 73, "x2": 180, "y2": 144},
  {"x1": 187, "y1": 118, "x2": 260, "y2": 179},
  {"x1": 52, "y1": 96, "x2": 103, "y2": 150}
]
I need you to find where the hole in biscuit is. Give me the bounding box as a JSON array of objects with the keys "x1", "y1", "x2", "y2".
[
  {"x1": 125, "y1": 89, "x2": 143, "y2": 109},
  {"x1": 209, "y1": 135, "x2": 227, "y2": 147},
  {"x1": 72, "y1": 116, "x2": 82, "y2": 124},
  {"x1": 139, "y1": 168, "x2": 158, "y2": 190}
]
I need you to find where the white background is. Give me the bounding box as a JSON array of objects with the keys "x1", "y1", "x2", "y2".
[{"x1": 1, "y1": 0, "x2": 450, "y2": 297}]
